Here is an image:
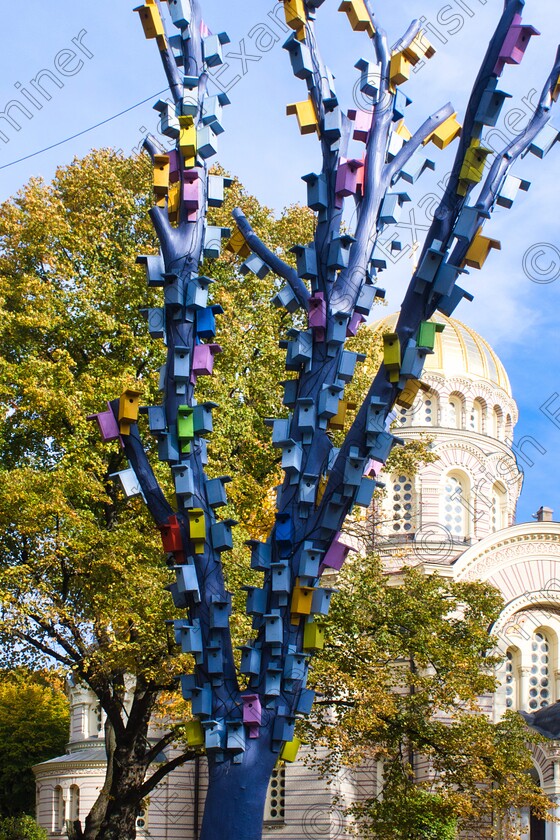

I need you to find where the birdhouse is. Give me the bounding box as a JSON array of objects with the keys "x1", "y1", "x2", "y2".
[
  {"x1": 347, "y1": 108, "x2": 373, "y2": 143},
  {"x1": 226, "y1": 721, "x2": 245, "y2": 753},
  {"x1": 389, "y1": 52, "x2": 411, "y2": 87},
  {"x1": 188, "y1": 508, "x2": 206, "y2": 552},
  {"x1": 167, "y1": 182, "x2": 181, "y2": 224},
  {"x1": 284, "y1": 329, "x2": 313, "y2": 370},
  {"x1": 118, "y1": 389, "x2": 141, "y2": 434},
  {"x1": 137, "y1": 253, "x2": 165, "y2": 287},
  {"x1": 265, "y1": 666, "x2": 283, "y2": 696},
  {"x1": 205, "y1": 476, "x2": 231, "y2": 509},
  {"x1": 191, "y1": 685, "x2": 212, "y2": 717},
  {"x1": 167, "y1": 0, "x2": 190, "y2": 29},
  {"x1": 264, "y1": 614, "x2": 284, "y2": 646},
  {"x1": 202, "y1": 94, "x2": 230, "y2": 134},
  {"x1": 401, "y1": 341, "x2": 428, "y2": 381},
  {"x1": 291, "y1": 581, "x2": 315, "y2": 616},
  {"x1": 224, "y1": 226, "x2": 251, "y2": 259},
  {"x1": 496, "y1": 175, "x2": 530, "y2": 208},
  {"x1": 344, "y1": 449, "x2": 366, "y2": 487},
  {"x1": 366, "y1": 396, "x2": 387, "y2": 435},
  {"x1": 495, "y1": 19, "x2": 540, "y2": 75},
  {"x1": 335, "y1": 158, "x2": 364, "y2": 199},
  {"x1": 323, "y1": 107, "x2": 342, "y2": 143},
  {"x1": 240, "y1": 254, "x2": 271, "y2": 279},
  {"x1": 179, "y1": 75, "x2": 199, "y2": 118},
  {"x1": 172, "y1": 463, "x2": 195, "y2": 500},
  {"x1": 240, "y1": 647, "x2": 262, "y2": 677},
  {"x1": 327, "y1": 312, "x2": 351, "y2": 347},
  {"x1": 178, "y1": 115, "x2": 197, "y2": 166},
  {"x1": 265, "y1": 417, "x2": 291, "y2": 448},
  {"x1": 273, "y1": 716, "x2": 295, "y2": 745},
  {"x1": 153, "y1": 100, "x2": 180, "y2": 138},
  {"x1": 203, "y1": 719, "x2": 225, "y2": 751},
  {"x1": 186, "y1": 275, "x2": 215, "y2": 309},
  {"x1": 432, "y1": 263, "x2": 461, "y2": 297},
  {"x1": 207, "y1": 174, "x2": 230, "y2": 208},
  {"x1": 383, "y1": 332, "x2": 400, "y2": 376},
  {"x1": 242, "y1": 693, "x2": 262, "y2": 731},
  {"x1": 175, "y1": 566, "x2": 200, "y2": 603},
  {"x1": 436, "y1": 284, "x2": 473, "y2": 317},
  {"x1": 354, "y1": 59, "x2": 381, "y2": 98},
  {"x1": 298, "y1": 544, "x2": 322, "y2": 578},
  {"x1": 459, "y1": 140, "x2": 493, "y2": 188},
  {"x1": 162, "y1": 273, "x2": 184, "y2": 310},
  {"x1": 302, "y1": 172, "x2": 328, "y2": 211},
  {"x1": 271, "y1": 561, "x2": 291, "y2": 594},
  {"x1": 211, "y1": 519, "x2": 237, "y2": 553},
  {"x1": 244, "y1": 586, "x2": 267, "y2": 616},
  {"x1": 160, "y1": 515, "x2": 182, "y2": 554},
  {"x1": 276, "y1": 513, "x2": 294, "y2": 549},
  {"x1": 416, "y1": 246, "x2": 445, "y2": 284},
  {"x1": 280, "y1": 737, "x2": 301, "y2": 763},
  {"x1": 193, "y1": 401, "x2": 218, "y2": 435},
  {"x1": 173, "y1": 346, "x2": 190, "y2": 383},
  {"x1": 158, "y1": 431, "x2": 180, "y2": 464},
  {"x1": 379, "y1": 192, "x2": 410, "y2": 226},
  {"x1": 179, "y1": 619, "x2": 203, "y2": 654},
  {"x1": 474, "y1": 80, "x2": 511, "y2": 127},
  {"x1": 463, "y1": 230, "x2": 501, "y2": 270},
  {"x1": 246, "y1": 540, "x2": 272, "y2": 572},
  {"x1": 296, "y1": 400, "x2": 315, "y2": 438},
  {"x1": 185, "y1": 720, "x2": 205, "y2": 747},
  {"x1": 182, "y1": 172, "x2": 202, "y2": 211},
  {"x1": 296, "y1": 689, "x2": 316, "y2": 716},
  {"x1": 355, "y1": 476, "x2": 377, "y2": 507},
  {"x1": 177, "y1": 405, "x2": 194, "y2": 445},
  {"x1": 398, "y1": 150, "x2": 435, "y2": 184},
  {"x1": 134, "y1": 1, "x2": 165, "y2": 40},
  {"x1": 289, "y1": 244, "x2": 317, "y2": 280},
  {"x1": 207, "y1": 645, "x2": 224, "y2": 676},
  {"x1": 303, "y1": 621, "x2": 325, "y2": 650},
  {"x1": 327, "y1": 400, "x2": 356, "y2": 431},
  {"x1": 272, "y1": 286, "x2": 299, "y2": 314},
  {"x1": 308, "y1": 292, "x2": 327, "y2": 331},
  {"x1": 197, "y1": 125, "x2": 219, "y2": 160},
  {"x1": 209, "y1": 597, "x2": 232, "y2": 630},
  {"x1": 179, "y1": 672, "x2": 196, "y2": 699},
  {"x1": 403, "y1": 31, "x2": 436, "y2": 65},
  {"x1": 318, "y1": 383, "x2": 343, "y2": 420},
  {"x1": 286, "y1": 97, "x2": 319, "y2": 136},
  {"x1": 283, "y1": 0, "x2": 306, "y2": 32},
  {"x1": 367, "y1": 429, "x2": 398, "y2": 462},
  {"x1": 282, "y1": 379, "x2": 299, "y2": 409},
  {"x1": 423, "y1": 113, "x2": 461, "y2": 149},
  {"x1": 284, "y1": 652, "x2": 310, "y2": 682},
  {"x1": 417, "y1": 321, "x2": 438, "y2": 350},
  {"x1": 452, "y1": 206, "x2": 480, "y2": 244},
  {"x1": 196, "y1": 305, "x2": 222, "y2": 338},
  {"x1": 87, "y1": 403, "x2": 121, "y2": 443},
  {"x1": 338, "y1": 0, "x2": 374, "y2": 35},
  {"x1": 283, "y1": 32, "x2": 313, "y2": 79},
  {"x1": 203, "y1": 32, "x2": 230, "y2": 68},
  {"x1": 526, "y1": 124, "x2": 560, "y2": 159},
  {"x1": 110, "y1": 467, "x2": 145, "y2": 501}
]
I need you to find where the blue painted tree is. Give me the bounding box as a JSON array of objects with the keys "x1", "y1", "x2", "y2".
[{"x1": 89, "y1": 0, "x2": 560, "y2": 836}]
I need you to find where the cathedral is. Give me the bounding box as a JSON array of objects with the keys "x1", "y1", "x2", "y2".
[{"x1": 34, "y1": 314, "x2": 560, "y2": 840}]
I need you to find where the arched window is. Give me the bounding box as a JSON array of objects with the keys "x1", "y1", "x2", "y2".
[
  {"x1": 468, "y1": 398, "x2": 485, "y2": 433},
  {"x1": 389, "y1": 475, "x2": 417, "y2": 534},
  {"x1": 529, "y1": 631, "x2": 551, "y2": 711},
  {"x1": 505, "y1": 413, "x2": 513, "y2": 441},
  {"x1": 89, "y1": 702, "x2": 103, "y2": 738},
  {"x1": 491, "y1": 482, "x2": 508, "y2": 532},
  {"x1": 442, "y1": 472, "x2": 469, "y2": 537},
  {"x1": 136, "y1": 805, "x2": 149, "y2": 833},
  {"x1": 505, "y1": 649, "x2": 518, "y2": 710},
  {"x1": 492, "y1": 405, "x2": 503, "y2": 440},
  {"x1": 447, "y1": 395, "x2": 462, "y2": 429},
  {"x1": 53, "y1": 786, "x2": 65, "y2": 833},
  {"x1": 69, "y1": 786, "x2": 79, "y2": 824}
]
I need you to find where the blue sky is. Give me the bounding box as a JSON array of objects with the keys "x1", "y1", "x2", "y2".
[{"x1": 1, "y1": 0, "x2": 559, "y2": 525}]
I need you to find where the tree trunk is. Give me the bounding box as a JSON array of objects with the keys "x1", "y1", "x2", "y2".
[{"x1": 199, "y1": 737, "x2": 278, "y2": 840}]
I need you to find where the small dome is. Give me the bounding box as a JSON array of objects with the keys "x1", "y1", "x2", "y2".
[{"x1": 372, "y1": 311, "x2": 511, "y2": 396}]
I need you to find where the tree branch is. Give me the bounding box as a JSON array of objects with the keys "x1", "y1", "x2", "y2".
[
  {"x1": 14, "y1": 630, "x2": 74, "y2": 669},
  {"x1": 136, "y1": 750, "x2": 198, "y2": 801},
  {"x1": 232, "y1": 208, "x2": 311, "y2": 310},
  {"x1": 387, "y1": 102, "x2": 455, "y2": 184},
  {"x1": 155, "y1": 0, "x2": 183, "y2": 104}
]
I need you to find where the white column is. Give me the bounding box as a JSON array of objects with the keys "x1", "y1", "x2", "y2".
[
  {"x1": 519, "y1": 806, "x2": 530, "y2": 840},
  {"x1": 546, "y1": 795, "x2": 560, "y2": 839},
  {"x1": 518, "y1": 666, "x2": 531, "y2": 709}
]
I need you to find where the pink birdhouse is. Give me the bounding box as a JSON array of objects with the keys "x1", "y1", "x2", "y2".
[
  {"x1": 242, "y1": 693, "x2": 262, "y2": 738},
  {"x1": 364, "y1": 458, "x2": 384, "y2": 478},
  {"x1": 347, "y1": 311, "x2": 366, "y2": 336},
  {"x1": 87, "y1": 402, "x2": 121, "y2": 443},
  {"x1": 191, "y1": 343, "x2": 222, "y2": 379},
  {"x1": 348, "y1": 108, "x2": 374, "y2": 143},
  {"x1": 321, "y1": 532, "x2": 355, "y2": 573},
  {"x1": 308, "y1": 292, "x2": 327, "y2": 332},
  {"x1": 335, "y1": 158, "x2": 364, "y2": 198},
  {"x1": 495, "y1": 14, "x2": 539, "y2": 75},
  {"x1": 183, "y1": 176, "x2": 201, "y2": 210}
]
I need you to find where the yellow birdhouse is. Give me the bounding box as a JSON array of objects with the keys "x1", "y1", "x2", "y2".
[
  {"x1": 188, "y1": 509, "x2": 206, "y2": 554},
  {"x1": 224, "y1": 227, "x2": 251, "y2": 259},
  {"x1": 463, "y1": 228, "x2": 501, "y2": 270},
  {"x1": 168, "y1": 181, "x2": 181, "y2": 224},
  {"x1": 179, "y1": 116, "x2": 197, "y2": 168},
  {"x1": 338, "y1": 0, "x2": 375, "y2": 37},
  {"x1": 280, "y1": 737, "x2": 301, "y2": 763},
  {"x1": 458, "y1": 140, "x2": 493, "y2": 192},
  {"x1": 389, "y1": 52, "x2": 411, "y2": 87},
  {"x1": 327, "y1": 400, "x2": 356, "y2": 431},
  {"x1": 153, "y1": 154, "x2": 170, "y2": 198},
  {"x1": 286, "y1": 97, "x2": 319, "y2": 136},
  {"x1": 316, "y1": 475, "x2": 328, "y2": 507},
  {"x1": 423, "y1": 113, "x2": 462, "y2": 150},
  {"x1": 134, "y1": 1, "x2": 165, "y2": 40},
  {"x1": 395, "y1": 120, "x2": 412, "y2": 141},
  {"x1": 283, "y1": 0, "x2": 306, "y2": 32},
  {"x1": 291, "y1": 580, "x2": 315, "y2": 619},
  {"x1": 403, "y1": 32, "x2": 436, "y2": 65},
  {"x1": 396, "y1": 379, "x2": 430, "y2": 409},
  {"x1": 118, "y1": 389, "x2": 141, "y2": 435},
  {"x1": 303, "y1": 621, "x2": 325, "y2": 650},
  {"x1": 185, "y1": 720, "x2": 205, "y2": 747}
]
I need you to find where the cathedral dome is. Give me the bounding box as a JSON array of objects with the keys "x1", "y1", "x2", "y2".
[{"x1": 372, "y1": 311, "x2": 511, "y2": 397}]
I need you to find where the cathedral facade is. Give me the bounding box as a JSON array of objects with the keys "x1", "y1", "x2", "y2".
[{"x1": 34, "y1": 314, "x2": 560, "y2": 840}]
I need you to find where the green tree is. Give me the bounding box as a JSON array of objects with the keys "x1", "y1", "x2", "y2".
[
  {"x1": 0, "y1": 672, "x2": 69, "y2": 818},
  {"x1": 306, "y1": 553, "x2": 551, "y2": 838},
  {"x1": 0, "y1": 815, "x2": 48, "y2": 840}
]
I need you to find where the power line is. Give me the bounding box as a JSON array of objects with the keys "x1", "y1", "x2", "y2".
[{"x1": 0, "y1": 89, "x2": 168, "y2": 172}]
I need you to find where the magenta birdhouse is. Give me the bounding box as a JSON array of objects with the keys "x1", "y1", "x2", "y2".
[
  {"x1": 321, "y1": 533, "x2": 354, "y2": 572},
  {"x1": 335, "y1": 158, "x2": 364, "y2": 198},
  {"x1": 87, "y1": 403, "x2": 121, "y2": 443},
  {"x1": 242, "y1": 693, "x2": 262, "y2": 726},
  {"x1": 348, "y1": 108, "x2": 373, "y2": 143},
  {"x1": 191, "y1": 343, "x2": 222, "y2": 377},
  {"x1": 183, "y1": 173, "x2": 201, "y2": 210},
  {"x1": 308, "y1": 292, "x2": 327, "y2": 331},
  {"x1": 495, "y1": 15, "x2": 539, "y2": 74}
]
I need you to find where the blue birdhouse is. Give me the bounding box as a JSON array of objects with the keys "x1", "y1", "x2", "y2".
[
  {"x1": 195, "y1": 304, "x2": 222, "y2": 339},
  {"x1": 355, "y1": 475, "x2": 378, "y2": 507},
  {"x1": 311, "y1": 587, "x2": 336, "y2": 616},
  {"x1": 186, "y1": 275, "x2": 214, "y2": 309},
  {"x1": 203, "y1": 32, "x2": 230, "y2": 67},
  {"x1": 163, "y1": 273, "x2": 185, "y2": 310},
  {"x1": 327, "y1": 312, "x2": 351, "y2": 347},
  {"x1": 474, "y1": 79, "x2": 511, "y2": 127},
  {"x1": 282, "y1": 379, "x2": 299, "y2": 409},
  {"x1": 205, "y1": 476, "x2": 231, "y2": 509},
  {"x1": 337, "y1": 350, "x2": 364, "y2": 383},
  {"x1": 264, "y1": 614, "x2": 283, "y2": 646},
  {"x1": 276, "y1": 513, "x2": 294, "y2": 548},
  {"x1": 153, "y1": 99, "x2": 180, "y2": 138},
  {"x1": 137, "y1": 253, "x2": 165, "y2": 287},
  {"x1": 211, "y1": 519, "x2": 237, "y2": 552},
  {"x1": 207, "y1": 174, "x2": 232, "y2": 208},
  {"x1": 226, "y1": 721, "x2": 246, "y2": 753},
  {"x1": 173, "y1": 346, "x2": 190, "y2": 383},
  {"x1": 210, "y1": 597, "x2": 231, "y2": 629},
  {"x1": 239, "y1": 645, "x2": 261, "y2": 676},
  {"x1": 302, "y1": 172, "x2": 328, "y2": 211},
  {"x1": 203, "y1": 226, "x2": 230, "y2": 260},
  {"x1": 179, "y1": 618, "x2": 203, "y2": 654},
  {"x1": 344, "y1": 448, "x2": 366, "y2": 487},
  {"x1": 140, "y1": 307, "x2": 165, "y2": 340},
  {"x1": 283, "y1": 32, "x2": 313, "y2": 79},
  {"x1": 203, "y1": 719, "x2": 225, "y2": 750},
  {"x1": 298, "y1": 543, "x2": 323, "y2": 578},
  {"x1": 355, "y1": 283, "x2": 376, "y2": 315},
  {"x1": 453, "y1": 206, "x2": 480, "y2": 243},
  {"x1": 265, "y1": 665, "x2": 283, "y2": 695},
  {"x1": 240, "y1": 254, "x2": 271, "y2": 279},
  {"x1": 284, "y1": 329, "x2": 313, "y2": 370},
  {"x1": 496, "y1": 175, "x2": 530, "y2": 208},
  {"x1": 327, "y1": 234, "x2": 355, "y2": 270},
  {"x1": 145, "y1": 405, "x2": 166, "y2": 435},
  {"x1": 398, "y1": 150, "x2": 435, "y2": 184},
  {"x1": 167, "y1": 0, "x2": 190, "y2": 28},
  {"x1": 367, "y1": 430, "x2": 397, "y2": 463},
  {"x1": 197, "y1": 125, "x2": 219, "y2": 159},
  {"x1": 436, "y1": 285, "x2": 474, "y2": 317},
  {"x1": 272, "y1": 285, "x2": 300, "y2": 313},
  {"x1": 246, "y1": 540, "x2": 272, "y2": 572},
  {"x1": 296, "y1": 688, "x2": 316, "y2": 715},
  {"x1": 271, "y1": 561, "x2": 290, "y2": 594},
  {"x1": 416, "y1": 246, "x2": 446, "y2": 284},
  {"x1": 527, "y1": 124, "x2": 559, "y2": 159},
  {"x1": 191, "y1": 684, "x2": 212, "y2": 717},
  {"x1": 401, "y1": 341, "x2": 428, "y2": 380},
  {"x1": 354, "y1": 58, "x2": 381, "y2": 97},
  {"x1": 393, "y1": 88, "x2": 412, "y2": 121},
  {"x1": 284, "y1": 652, "x2": 310, "y2": 681},
  {"x1": 297, "y1": 399, "x2": 316, "y2": 435},
  {"x1": 290, "y1": 244, "x2": 318, "y2": 279},
  {"x1": 432, "y1": 263, "x2": 462, "y2": 297},
  {"x1": 201, "y1": 93, "x2": 230, "y2": 134},
  {"x1": 266, "y1": 417, "x2": 291, "y2": 447},
  {"x1": 244, "y1": 586, "x2": 267, "y2": 616},
  {"x1": 273, "y1": 717, "x2": 295, "y2": 744},
  {"x1": 180, "y1": 673, "x2": 196, "y2": 700},
  {"x1": 172, "y1": 463, "x2": 195, "y2": 500},
  {"x1": 298, "y1": 474, "x2": 318, "y2": 507},
  {"x1": 379, "y1": 192, "x2": 411, "y2": 225},
  {"x1": 193, "y1": 401, "x2": 218, "y2": 436},
  {"x1": 323, "y1": 107, "x2": 342, "y2": 142},
  {"x1": 207, "y1": 645, "x2": 224, "y2": 676},
  {"x1": 281, "y1": 441, "x2": 303, "y2": 475},
  {"x1": 367, "y1": 396, "x2": 386, "y2": 434},
  {"x1": 318, "y1": 384, "x2": 344, "y2": 419},
  {"x1": 158, "y1": 431, "x2": 180, "y2": 464}
]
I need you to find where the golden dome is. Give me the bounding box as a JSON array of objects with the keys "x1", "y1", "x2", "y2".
[{"x1": 372, "y1": 311, "x2": 512, "y2": 396}]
